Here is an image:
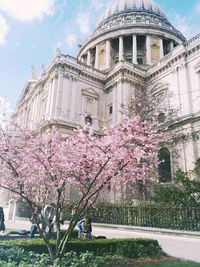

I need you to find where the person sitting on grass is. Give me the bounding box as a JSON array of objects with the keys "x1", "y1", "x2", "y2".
[
  {"x1": 29, "y1": 208, "x2": 41, "y2": 238},
  {"x1": 77, "y1": 215, "x2": 92, "y2": 240}
]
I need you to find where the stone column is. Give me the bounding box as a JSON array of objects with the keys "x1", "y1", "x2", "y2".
[
  {"x1": 95, "y1": 44, "x2": 99, "y2": 69},
  {"x1": 132, "y1": 35, "x2": 137, "y2": 64},
  {"x1": 70, "y1": 76, "x2": 77, "y2": 121},
  {"x1": 119, "y1": 36, "x2": 124, "y2": 61},
  {"x1": 159, "y1": 38, "x2": 164, "y2": 58},
  {"x1": 106, "y1": 39, "x2": 111, "y2": 68},
  {"x1": 170, "y1": 41, "x2": 174, "y2": 51},
  {"x1": 146, "y1": 35, "x2": 151, "y2": 65},
  {"x1": 87, "y1": 50, "x2": 91, "y2": 66}
]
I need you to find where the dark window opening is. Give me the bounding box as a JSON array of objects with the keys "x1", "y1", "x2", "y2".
[
  {"x1": 158, "y1": 148, "x2": 172, "y2": 183},
  {"x1": 85, "y1": 115, "x2": 92, "y2": 125},
  {"x1": 163, "y1": 39, "x2": 171, "y2": 56},
  {"x1": 111, "y1": 38, "x2": 119, "y2": 66},
  {"x1": 137, "y1": 58, "x2": 143, "y2": 64},
  {"x1": 109, "y1": 105, "x2": 113, "y2": 114},
  {"x1": 137, "y1": 35, "x2": 146, "y2": 64}
]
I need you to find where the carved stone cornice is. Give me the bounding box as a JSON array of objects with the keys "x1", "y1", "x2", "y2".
[{"x1": 36, "y1": 57, "x2": 106, "y2": 88}]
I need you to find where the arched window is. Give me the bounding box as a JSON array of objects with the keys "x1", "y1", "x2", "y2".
[{"x1": 158, "y1": 147, "x2": 172, "y2": 183}]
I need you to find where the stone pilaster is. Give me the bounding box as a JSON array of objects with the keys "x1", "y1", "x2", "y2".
[
  {"x1": 55, "y1": 71, "x2": 64, "y2": 120},
  {"x1": 49, "y1": 74, "x2": 58, "y2": 120},
  {"x1": 70, "y1": 76, "x2": 77, "y2": 121}
]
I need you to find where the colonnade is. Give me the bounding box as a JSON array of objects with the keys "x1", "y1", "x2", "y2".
[{"x1": 81, "y1": 34, "x2": 175, "y2": 69}]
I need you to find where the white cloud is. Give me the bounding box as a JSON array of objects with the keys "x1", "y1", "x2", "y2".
[
  {"x1": 91, "y1": 0, "x2": 105, "y2": 11},
  {"x1": 0, "y1": 0, "x2": 55, "y2": 21},
  {"x1": 76, "y1": 13, "x2": 90, "y2": 34},
  {"x1": 173, "y1": 14, "x2": 191, "y2": 38},
  {"x1": 66, "y1": 33, "x2": 78, "y2": 48},
  {"x1": 196, "y1": 1, "x2": 200, "y2": 14},
  {"x1": 0, "y1": 14, "x2": 9, "y2": 44},
  {"x1": 90, "y1": 0, "x2": 109, "y2": 11}
]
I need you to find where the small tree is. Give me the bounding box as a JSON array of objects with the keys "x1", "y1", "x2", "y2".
[
  {"x1": 153, "y1": 170, "x2": 200, "y2": 205},
  {"x1": 0, "y1": 116, "x2": 161, "y2": 263},
  {"x1": 194, "y1": 158, "x2": 200, "y2": 180},
  {"x1": 125, "y1": 84, "x2": 177, "y2": 125}
]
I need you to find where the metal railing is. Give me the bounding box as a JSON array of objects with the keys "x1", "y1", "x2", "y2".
[
  {"x1": 89, "y1": 204, "x2": 200, "y2": 231},
  {"x1": 16, "y1": 202, "x2": 200, "y2": 232}
]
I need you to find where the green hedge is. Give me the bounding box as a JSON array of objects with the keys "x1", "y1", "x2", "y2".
[
  {"x1": 8, "y1": 230, "x2": 78, "y2": 239},
  {"x1": 0, "y1": 238, "x2": 164, "y2": 258}
]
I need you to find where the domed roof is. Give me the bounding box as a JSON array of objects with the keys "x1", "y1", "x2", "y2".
[{"x1": 98, "y1": 0, "x2": 168, "y2": 25}]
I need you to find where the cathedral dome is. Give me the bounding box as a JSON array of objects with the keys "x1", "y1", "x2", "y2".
[
  {"x1": 77, "y1": 0, "x2": 186, "y2": 70},
  {"x1": 98, "y1": 0, "x2": 168, "y2": 25}
]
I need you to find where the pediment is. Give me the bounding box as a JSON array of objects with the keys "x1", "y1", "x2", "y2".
[{"x1": 82, "y1": 88, "x2": 99, "y2": 99}]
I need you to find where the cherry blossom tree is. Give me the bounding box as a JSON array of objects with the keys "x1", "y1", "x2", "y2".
[{"x1": 0, "y1": 116, "x2": 161, "y2": 263}]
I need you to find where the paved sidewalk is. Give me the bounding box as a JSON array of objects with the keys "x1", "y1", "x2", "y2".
[
  {"x1": 5, "y1": 219, "x2": 200, "y2": 238},
  {"x1": 3, "y1": 219, "x2": 200, "y2": 263}
]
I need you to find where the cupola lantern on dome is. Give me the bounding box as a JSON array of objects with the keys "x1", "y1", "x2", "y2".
[{"x1": 77, "y1": 0, "x2": 186, "y2": 70}]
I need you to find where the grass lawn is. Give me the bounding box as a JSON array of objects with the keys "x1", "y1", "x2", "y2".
[
  {"x1": 105, "y1": 257, "x2": 200, "y2": 267},
  {"x1": 133, "y1": 260, "x2": 200, "y2": 267}
]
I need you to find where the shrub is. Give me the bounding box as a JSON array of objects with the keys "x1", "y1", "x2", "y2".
[
  {"x1": 0, "y1": 238, "x2": 164, "y2": 258},
  {"x1": 0, "y1": 247, "x2": 106, "y2": 267},
  {"x1": 0, "y1": 260, "x2": 16, "y2": 267},
  {"x1": 8, "y1": 229, "x2": 78, "y2": 239},
  {"x1": 54, "y1": 251, "x2": 105, "y2": 267}
]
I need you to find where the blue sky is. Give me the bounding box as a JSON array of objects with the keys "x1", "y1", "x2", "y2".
[{"x1": 0, "y1": 0, "x2": 200, "y2": 109}]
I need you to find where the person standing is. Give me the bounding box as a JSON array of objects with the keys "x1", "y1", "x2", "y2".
[{"x1": 0, "y1": 207, "x2": 5, "y2": 233}]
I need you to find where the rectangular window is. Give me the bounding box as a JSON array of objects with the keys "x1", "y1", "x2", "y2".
[{"x1": 109, "y1": 105, "x2": 113, "y2": 115}]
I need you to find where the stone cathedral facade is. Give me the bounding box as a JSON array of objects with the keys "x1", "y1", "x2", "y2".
[{"x1": 10, "y1": 0, "x2": 200, "y2": 205}]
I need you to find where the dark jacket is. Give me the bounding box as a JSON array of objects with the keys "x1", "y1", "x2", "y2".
[
  {"x1": 77, "y1": 218, "x2": 92, "y2": 234},
  {"x1": 0, "y1": 212, "x2": 5, "y2": 231}
]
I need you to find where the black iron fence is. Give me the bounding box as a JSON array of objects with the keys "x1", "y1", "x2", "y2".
[
  {"x1": 89, "y1": 204, "x2": 200, "y2": 231},
  {"x1": 16, "y1": 201, "x2": 200, "y2": 231}
]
